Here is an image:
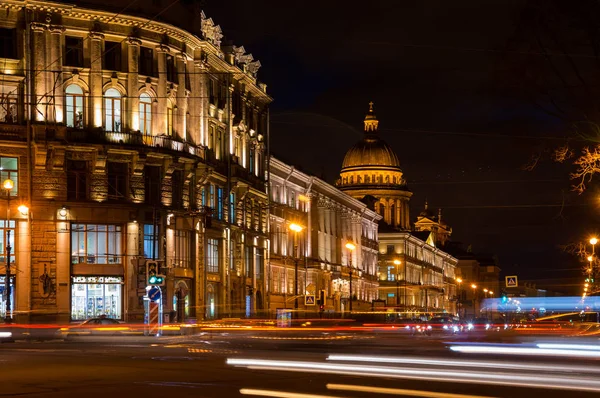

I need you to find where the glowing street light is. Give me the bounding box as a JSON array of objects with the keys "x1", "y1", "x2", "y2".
[
  {"x1": 591, "y1": 237, "x2": 598, "y2": 246},
  {"x1": 3, "y1": 178, "x2": 13, "y2": 323},
  {"x1": 346, "y1": 241, "x2": 356, "y2": 312},
  {"x1": 393, "y1": 259, "x2": 401, "y2": 307},
  {"x1": 471, "y1": 284, "x2": 477, "y2": 289},
  {"x1": 289, "y1": 223, "x2": 305, "y2": 312}
]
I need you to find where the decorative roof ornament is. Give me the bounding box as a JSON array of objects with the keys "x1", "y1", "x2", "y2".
[
  {"x1": 364, "y1": 101, "x2": 379, "y2": 132},
  {"x1": 200, "y1": 11, "x2": 223, "y2": 48},
  {"x1": 233, "y1": 45, "x2": 254, "y2": 65},
  {"x1": 246, "y1": 60, "x2": 261, "y2": 77}
]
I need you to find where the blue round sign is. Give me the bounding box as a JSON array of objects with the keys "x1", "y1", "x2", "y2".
[{"x1": 148, "y1": 286, "x2": 161, "y2": 301}]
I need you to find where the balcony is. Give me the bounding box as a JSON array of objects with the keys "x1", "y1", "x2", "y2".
[
  {"x1": 0, "y1": 123, "x2": 26, "y2": 141},
  {"x1": 65, "y1": 129, "x2": 205, "y2": 158},
  {"x1": 231, "y1": 162, "x2": 265, "y2": 191}
]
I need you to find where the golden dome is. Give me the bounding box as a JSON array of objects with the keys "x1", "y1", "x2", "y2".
[{"x1": 341, "y1": 102, "x2": 401, "y2": 171}]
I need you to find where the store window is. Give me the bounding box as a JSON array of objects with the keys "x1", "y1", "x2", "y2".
[
  {"x1": 172, "y1": 230, "x2": 191, "y2": 268},
  {"x1": 207, "y1": 238, "x2": 219, "y2": 273},
  {"x1": 71, "y1": 224, "x2": 122, "y2": 265},
  {"x1": 0, "y1": 275, "x2": 14, "y2": 319},
  {"x1": 71, "y1": 276, "x2": 123, "y2": 320},
  {"x1": 65, "y1": 84, "x2": 84, "y2": 128},
  {"x1": 0, "y1": 220, "x2": 15, "y2": 265},
  {"x1": 104, "y1": 88, "x2": 122, "y2": 132},
  {"x1": 139, "y1": 93, "x2": 152, "y2": 135},
  {"x1": 0, "y1": 157, "x2": 18, "y2": 196}
]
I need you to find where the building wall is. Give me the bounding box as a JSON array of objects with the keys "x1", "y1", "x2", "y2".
[{"x1": 0, "y1": 3, "x2": 270, "y2": 322}]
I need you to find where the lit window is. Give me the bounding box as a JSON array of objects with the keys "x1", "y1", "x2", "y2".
[
  {"x1": 0, "y1": 87, "x2": 18, "y2": 124},
  {"x1": 0, "y1": 156, "x2": 18, "y2": 196},
  {"x1": 207, "y1": 238, "x2": 219, "y2": 273},
  {"x1": 167, "y1": 101, "x2": 173, "y2": 136},
  {"x1": 71, "y1": 224, "x2": 122, "y2": 265},
  {"x1": 143, "y1": 224, "x2": 157, "y2": 259},
  {"x1": 65, "y1": 84, "x2": 84, "y2": 128},
  {"x1": 172, "y1": 230, "x2": 191, "y2": 268},
  {"x1": 0, "y1": 220, "x2": 15, "y2": 265},
  {"x1": 104, "y1": 88, "x2": 122, "y2": 132},
  {"x1": 139, "y1": 93, "x2": 152, "y2": 135}
]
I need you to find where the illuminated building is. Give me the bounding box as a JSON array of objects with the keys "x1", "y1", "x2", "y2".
[
  {"x1": 269, "y1": 158, "x2": 380, "y2": 314},
  {"x1": 0, "y1": 2, "x2": 270, "y2": 322},
  {"x1": 337, "y1": 103, "x2": 458, "y2": 314}
]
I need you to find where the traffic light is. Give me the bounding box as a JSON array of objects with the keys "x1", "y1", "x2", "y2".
[
  {"x1": 318, "y1": 290, "x2": 326, "y2": 306},
  {"x1": 146, "y1": 260, "x2": 165, "y2": 286}
]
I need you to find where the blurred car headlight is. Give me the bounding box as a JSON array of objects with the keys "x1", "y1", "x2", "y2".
[
  {"x1": 467, "y1": 323, "x2": 474, "y2": 330},
  {"x1": 453, "y1": 326, "x2": 459, "y2": 332},
  {"x1": 0, "y1": 331, "x2": 12, "y2": 338},
  {"x1": 485, "y1": 324, "x2": 491, "y2": 330},
  {"x1": 427, "y1": 325, "x2": 432, "y2": 330},
  {"x1": 442, "y1": 325, "x2": 448, "y2": 330}
]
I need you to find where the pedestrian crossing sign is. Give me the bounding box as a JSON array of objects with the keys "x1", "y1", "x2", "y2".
[
  {"x1": 305, "y1": 295, "x2": 316, "y2": 306},
  {"x1": 505, "y1": 276, "x2": 518, "y2": 287}
]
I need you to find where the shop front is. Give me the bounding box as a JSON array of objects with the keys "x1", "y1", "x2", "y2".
[
  {"x1": 0, "y1": 275, "x2": 14, "y2": 319},
  {"x1": 71, "y1": 276, "x2": 123, "y2": 320}
]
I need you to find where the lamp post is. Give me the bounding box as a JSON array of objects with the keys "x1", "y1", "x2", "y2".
[
  {"x1": 393, "y1": 259, "x2": 401, "y2": 309},
  {"x1": 471, "y1": 283, "x2": 477, "y2": 318},
  {"x1": 456, "y1": 278, "x2": 463, "y2": 318},
  {"x1": 289, "y1": 223, "x2": 304, "y2": 314},
  {"x1": 345, "y1": 241, "x2": 356, "y2": 312},
  {"x1": 591, "y1": 237, "x2": 598, "y2": 285},
  {"x1": 3, "y1": 179, "x2": 13, "y2": 323}
]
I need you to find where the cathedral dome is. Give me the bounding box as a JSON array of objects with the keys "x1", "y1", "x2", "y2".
[{"x1": 340, "y1": 102, "x2": 401, "y2": 171}]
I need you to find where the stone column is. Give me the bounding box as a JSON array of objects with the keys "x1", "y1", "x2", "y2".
[
  {"x1": 127, "y1": 37, "x2": 141, "y2": 131},
  {"x1": 31, "y1": 23, "x2": 47, "y2": 122},
  {"x1": 155, "y1": 45, "x2": 168, "y2": 134},
  {"x1": 190, "y1": 59, "x2": 206, "y2": 145},
  {"x1": 404, "y1": 200, "x2": 410, "y2": 230},
  {"x1": 176, "y1": 53, "x2": 187, "y2": 140},
  {"x1": 49, "y1": 26, "x2": 65, "y2": 123},
  {"x1": 89, "y1": 32, "x2": 104, "y2": 128}
]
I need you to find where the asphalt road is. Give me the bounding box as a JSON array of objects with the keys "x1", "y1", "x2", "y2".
[{"x1": 2, "y1": 332, "x2": 600, "y2": 397}]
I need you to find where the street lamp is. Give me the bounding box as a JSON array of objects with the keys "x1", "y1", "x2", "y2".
[
  {"x1": 345, "y1": 241, "x2": 356, "y2": 312},
  {"x1": 2, "y1": 178, "x2": 13, "y2": 323},
  {"x1": 289, "y1": 223, "x2": 304, "y2": 314},
  {"x1": 393, "y1": 259, "x2": 401, "y2": 308},
  {"x1": 456, "y1": 277, "x2": 463, "y2": 318},
  {"x1": 471, "y1": 283, "x2": 477, "y2": 318}
]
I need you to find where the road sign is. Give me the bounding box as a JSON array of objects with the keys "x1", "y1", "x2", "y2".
[
  {"x1": 305, "y1": 295, "x2": 316, "y2": 306},
  {"x1": 505, "y1": 275, "x2": 518, "y2": 287},
  {"x1": 148, "y1": 286, "x2": 162, "y2": 302},
  {"x1": 305, "y1": 283, "x2": 316, "y2": 295}
]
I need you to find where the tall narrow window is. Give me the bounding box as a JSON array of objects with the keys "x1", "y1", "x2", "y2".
[
  {"x1": 107, "y1": 162, "x2": 128, "y2": 200},
  {"x1": 0, "y1": 87, "x2": 18, "y2": 124},
  {"x1": 144, "y1": 166, "x2": 161, "y2": 206},
  {"x1": 166, "y1": 101, "x2": 173, "y2": 136},
  {"x1": 143, "y1": 224, "x2": 157, "y2": 259},
  {"x1": 0, "y1": 28, "x2": 16, "y2": 59},
  {"x1": 65, "y1": 36, "x2": 84, "y2": 67},
  {"x1": 171, "y1": 170, "x2": 183, "y2": 209},
  {"x1": 166, "y1": 54, "x2": 176, "y2": 82},
  {"x1": 65, "y1": 84, "x2": 84, "y2": 128},
  {"x1": 207, "y1": 238, "x2": 219, "y2": 273},
  {"x1": 217, "y1": 187, "x2": 223, "y2": 220},
  {"x1": 216, "y1": 129, "x2": 223, "y2": 159},
  {"x1": 0, "y1": 157, "x2": 18, "y2": 196},
  {"x1": 139, "y1": 47, "x2": 154, "y2": 76},
  {"x1": 67, "y1": 159, "x2": 88, "y2": 200},
  {"x1": 208, "y1": 125, "x2": 215, "y2": 150},
  {"x1": 249, "y1": 147, "x2": 254, "y2": 173},
  {"x1": 139, "y1": 93, "x2": 152, "y2": 135},
  {"x1": 104, "y1": 88, "x2": 122, "y2": 132},
  {"x1": 208, "y1": 79, "x2": 215, "y2": 104},
  {"x1": 103, "y1": 41, "x2": 122, "y2": 71},
  {"x1": 229, "y1": 192, "x2": 235, "y2": 223}
]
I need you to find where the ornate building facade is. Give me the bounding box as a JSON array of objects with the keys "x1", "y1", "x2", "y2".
[
  {"x1": 269, "y1": 157, "x2": 380, "y2": 314},
  {"x1": 337, "y1": 103, "x2": 458, "y2": 315},
  {"x1": 0, "y1": 2, "x2": 270, "y2": 322}
]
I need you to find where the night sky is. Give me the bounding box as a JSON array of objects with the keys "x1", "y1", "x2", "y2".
[{"x1": 201, "y1": 0, "x2": 600, "y2": 293}]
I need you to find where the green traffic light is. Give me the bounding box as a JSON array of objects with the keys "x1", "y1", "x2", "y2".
[{"x1": 149, "y1": 275, "x2": 157, "y2": 284}]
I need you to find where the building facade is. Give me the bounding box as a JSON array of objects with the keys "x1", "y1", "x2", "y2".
[
  {"x1": 336, "y1": 103, "x2": 458, "y2": 315},
  {"x1": 268, "y1": 157, "x2": 381, "y2": 315},
  {"x1": 0, "y1": 2, "x2": 270, "y2": 323}
]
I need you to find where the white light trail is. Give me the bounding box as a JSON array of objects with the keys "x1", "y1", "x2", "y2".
[
  {"x1": 227, "y1": 358, "x2": 600, "y2": 393},
  {"x1": 449, "y1": 345, "x2": 600, "y2": 358},
  {"x1": 239, "y1": 389, "x2": 340, "y2": 398},
  {"x1": 536, "y1": 343, "x2": 600, "y2": 351}
]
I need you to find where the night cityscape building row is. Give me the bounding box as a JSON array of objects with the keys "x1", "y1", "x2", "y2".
[{"x1": 0, "y1": 0, "x2": 495, "y2": 323}]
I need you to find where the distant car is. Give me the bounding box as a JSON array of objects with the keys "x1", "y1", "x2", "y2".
[
  {"x1": 465, "y1": 318, "x2": 492, "y2": 331},
  {"x1": 426, "y1": 317, "x2": 463, "y2": 335},
  {"x1": 60, "y1": 317, "x2": 132, "y2": 339},
  {"x1": 395, "y1": 319, "x2": 430, "y2": 335}
]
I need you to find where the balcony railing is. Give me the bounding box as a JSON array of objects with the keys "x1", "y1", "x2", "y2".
[
  {"x1": 65, "y1": 129, "x2": 205, "y2": 158},
  {"x1": 0, "y1": 123, "x2": 27, "y2": 141}
]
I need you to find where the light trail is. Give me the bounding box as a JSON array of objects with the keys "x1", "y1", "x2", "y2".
[
  {"x1": 536, "y1": 343, "x2": 600, "y2": 351},
  {"x1": 227, "y1": 358, "x2": 600, "y2": 393},
  {"x1": 326, "y1": 354, "x2": 600, "y2": 374},
  {"x1": 239, "y1": 388, "x2": 340, "y2": 398},
  {"x1": 327, "y1": 384, "x2": 495, "y2": 398},
  {"x1": 449, "y1": 345, "x2": 600, "y2": 357}
]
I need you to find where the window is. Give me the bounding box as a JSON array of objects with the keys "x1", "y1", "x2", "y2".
[
  {"x1": 0, "y1": 28, "x2": 16, "y2": 59},
  {"x1": 65, "y1": 36, "x2": 84, "y2": 67},
  {"x1": 171, "y1": 170, "x2": 183, "y2": 209},
  {"x1": 166, "y1": 54, "x2": 176, "y2": 82},
  {"x1": 107, "y1": 162, "x2": 128, "y2": 200},
  {"x1": 245, "y1": 246, "x2": 252, "y2": 276},
  {"x1": 0, "y1": 157, "x2": 18, "y2": 196},
  {"x1": 208, "y1": 79, "x2": 215, "y2": 104},
  {"x1": 0, "y1": 220, "x2": 15, "y2": 265},
  {"x1": 67, "y1": 159, "x2": 87, "y2": 200},
  {"x1": 209, "y1": 184, "x2": 215, "y2": 209},
  {"x1": 229, "y1": 192, "x2": 235, "y2": 223},
  {"x1": 234, "y1": 136, "x2": 241, "y2": 160},
  {"x1": 255, "y1": 248, "x2": 264, "y2": 280},
  {"x1": 216, "y1": 129, "x2": 223, "y2": 159},
  {"x1": 207, "y1": 238, "x2": 219, "y2": 273},
  {"x1": 144, "y1": 166, "x2": 161, "y2": 206},
  {"x1": 0, "y1": 87, "x2": 18, "y2": 124},
  {"x1": 139, "y1": 93, "x2": 152, "y2": 134},
  {"x1": 172, "y1": 230, "x2": 191, "y2": 268},
  {"x1": 166, "y1": 101, "x2": 173, "y2": 136},
  {"x1": 387, "y1": 266, "x2": 396, "y2": 281},
  {"x1": 208, "y1": 125, "x2": 215, "y2": 150},
  {"x1": 387, "y1": 244, "x2": 395, "y2": 254},
  {"x1": 65, "y1": 84, "x2": 84, "y2": 128},
  {"x1": 103, "y1": 41, "x2": 122, "y2": 71},
  {"x1": 184, "y1": 64, "x2": 191, "y2": 90},
  {"x1": 139, "y1": 47, "x2": 154, "y2": 76},
  {"x1": 217, "y1": 187, "x2": 223, "y2": 220},
  {"x1": 249, "y1": 147, "x2": 254, "y2": 173},
  {"x1": 71, "y1": 276, "x2": 123, "y2": 321},
  {"x1": 104, "y1": 88, "x2": 122, "y2": 132},
  {"x1": 143, "y1": 224, "x2": 157, "y2": 259},
  {"x1": 71, "y1": 224, "x2": 122, "y2": 265}
]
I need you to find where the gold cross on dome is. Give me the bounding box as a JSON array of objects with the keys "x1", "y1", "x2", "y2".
[{"x1": 369, "y1": 101, "x2": 374, "y2": 111}]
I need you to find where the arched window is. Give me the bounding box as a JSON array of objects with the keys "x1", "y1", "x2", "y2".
[
  {"x1": 66, "y1": 84, "x2": 84, "y2": 128},
  {"x1": 139, "y1": 93, "x2": 152, "y2": 135},
  {"x1": 167, "y1": 100, "x2": 174, "y2": 136},
  {"x1": 104, "y1": 88, "x2": 122, "y2": 132}
]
